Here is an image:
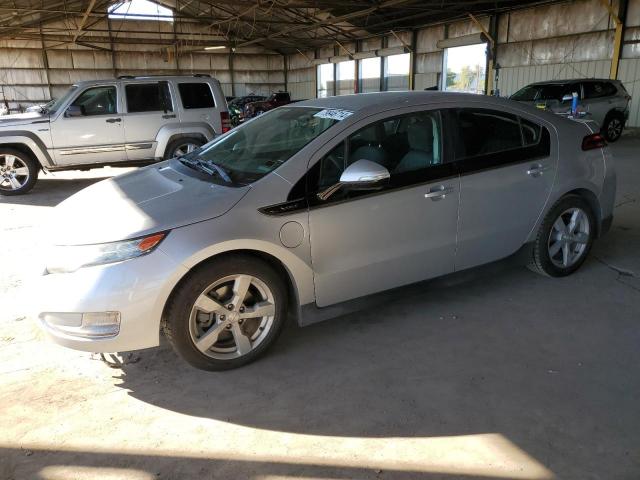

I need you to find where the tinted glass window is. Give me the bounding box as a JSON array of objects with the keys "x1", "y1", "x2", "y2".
[
  {"x1": 511, "y1": 83, "x2": 578, "y2": 102},
  {"x1": 178, "y1": 83, "x2": 215, "y2": 109},
  {"x1": 584, "y1": 81, "x2": 616, "y2": 99},
  {"x1": 455, "y1": 109, "x2": 521, "y2": 159},
  {"x1": 521, "y1": 117, "x2": 542, "y2": 146},
  {"x1": 125, "y1": 83, "x2": 172, "y2": 113},
  {"x1": 70, "y1": 86, "x2": 117, "y2": 116}
]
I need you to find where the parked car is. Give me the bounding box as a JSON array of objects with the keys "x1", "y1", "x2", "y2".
[
  {"x1": 0, "y1": 75, "x2": 230, "y2": 195},
  {"x1": 34, "y1": 92, "x2": 615, "y2": 371},
  {"x1": 243, "y1": 91, "x2": 292, "y2": 119},
  {"x1": 228, "y1": 94, "x2": 266, "y2": 126},
  {"x1": 510, "y1": 78, "x2": 631, "y2": 142}
]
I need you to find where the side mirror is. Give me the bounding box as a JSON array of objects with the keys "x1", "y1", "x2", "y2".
[
  {"x1": 318, "y1": 159, "x2": 390, "y2": 201},
  {"x1": 561, "y1": 94, "x2": 573, "y2": 103},
  {"x1": 65, "y1": 105, "x2": 83, "y2": 117}
]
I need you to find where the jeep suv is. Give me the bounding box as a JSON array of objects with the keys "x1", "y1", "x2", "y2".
[
  {"x1": 510, "y1": 78, "x2": 631, "y2": 142},
  {"x1": 0, "y1": 75, "x2": 230, "y2": 195}
]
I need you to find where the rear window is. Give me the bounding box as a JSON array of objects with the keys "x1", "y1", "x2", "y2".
[
  {"x1": 125, "y1": 82, "x2": 172, "y2": 113},
  {"x1": 178, "y1": 83, "x2": 216, "y2": 109}
]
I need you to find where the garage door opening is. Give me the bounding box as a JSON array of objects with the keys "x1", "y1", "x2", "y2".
[{"x1": 443, "y1": 43, "x2": 487, "y2": 94}]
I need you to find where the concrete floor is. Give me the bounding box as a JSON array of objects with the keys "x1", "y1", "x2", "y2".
[{"x1": 1, "y1": 137, "x2": 639, "y2": 480}]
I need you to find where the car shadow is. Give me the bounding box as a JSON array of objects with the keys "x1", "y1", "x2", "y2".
[
  {"x1": 0, "y1": 177, "x2": 110, "y2": 207},
  {"x1": 113, "y1": 258, "x2": 639, "y2": 479}
]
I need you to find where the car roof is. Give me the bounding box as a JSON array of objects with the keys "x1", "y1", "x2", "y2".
[
  {"x1": 72, "y1": 76, "x2": 220, "y2": 87},
  {"x1": 294, "y1": 90, "x2": 538, "y2": 114},
  {"x1": 526, "y1": 78, "x2": 613, "y2": 86}
]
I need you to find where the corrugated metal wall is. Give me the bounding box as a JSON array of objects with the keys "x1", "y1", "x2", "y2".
[
  {"x1": 287, "y1": 0, "x2": 640, "y2": 126},
  {"x1": 0, "y1": 17, "x2": 285, "y2": 111}
]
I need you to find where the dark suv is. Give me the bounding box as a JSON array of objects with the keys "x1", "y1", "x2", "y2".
[{"x1": 511, "y1": 79, "x2": 631, "y2": 142}]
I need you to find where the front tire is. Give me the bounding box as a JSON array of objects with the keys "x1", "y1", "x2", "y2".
[
  {"x1": 163, "y1": 255, "x2": 287, "y2": 371},
  {"x1": 528, "y1": 195, "x2": 595, "y2": 277},
  {"x1": 0, "y1": 148, "x2": 38, "y2": 196},
  {"x1": 602, "y1": 112, "x2": 624, "y2": 142}
]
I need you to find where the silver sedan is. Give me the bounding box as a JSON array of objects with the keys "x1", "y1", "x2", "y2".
[{"x1": 34, "y1": 91, "x2": 616, "y2": 370}]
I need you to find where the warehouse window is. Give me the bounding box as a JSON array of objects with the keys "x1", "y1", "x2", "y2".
[
  {"x1": 178, "y1": 83, "x2": 215, "y2": 109},
  {"x1": 317, "y1": 64, "x2": 334, "y2": 98},
  {"x1": 443, "y1": 43, "x2": 486, "y2": 94},
  {"x1": 383, "y1": 53, "x2": 410, "y2": 91},
  {"x1": 360, "y1": 57, "x2": 381, "y2": 93},
  {"x1": 108, "y1": 0, "x2": 173, "y2": 22},
  {"x1": 336, "y1": 61, "x2": 355, "y2": 96}
]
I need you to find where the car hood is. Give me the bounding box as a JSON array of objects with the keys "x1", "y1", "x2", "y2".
[
  {"x1": 0, "y1": 111, "x2": 47, "y2": 127},
  {"x1": 49, "y1": 159, "x2": 251, "y2": 245}
]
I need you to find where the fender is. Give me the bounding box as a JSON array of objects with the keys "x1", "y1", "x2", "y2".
[
  {"x1": 154, "y1": 123, "x2": 217, "y2": 159},
  {"x1": 0, "y1": 131, "x2": 55, "y2": 168}
]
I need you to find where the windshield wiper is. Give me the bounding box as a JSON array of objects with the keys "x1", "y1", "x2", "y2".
[{"x1": 179, "y1": 157, "x2": 232, "y2": 183}]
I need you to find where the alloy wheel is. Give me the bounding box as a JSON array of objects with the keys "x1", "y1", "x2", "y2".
[
  {"x1": 0, "y1": 154, "x2": 30, "y2": 192},
  {"x1": 173, "y1": 142, "x2": 199, "y2": 157},
  {"x1": 547, "y1": 207, "x2": 590, "y2": 268},
  {"x1": 189, "y1": 274, "x2": 276, "y2": 360},
  {"x1": 607, "y1": 118, "x2": 622, "y2": 140}
]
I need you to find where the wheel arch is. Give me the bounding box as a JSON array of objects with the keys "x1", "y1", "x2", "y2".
[
  {"x1": 160, "y1": 248, "x2": 303, "y2": 335},
  {"x1": 0, "y1": 133, "x2": 53, "y2": 168},
  {"x1": 154, "y1": 123, "x2": 215, "y2": 159},
  {"x1": 564, "y1": 188, "x2": 604, "y2": 237}
]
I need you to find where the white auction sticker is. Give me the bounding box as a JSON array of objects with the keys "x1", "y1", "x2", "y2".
[{"x1": 313, "y1": 109, "x2": 354, "y2": 121}]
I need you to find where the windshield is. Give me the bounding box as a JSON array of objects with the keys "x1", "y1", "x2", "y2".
[
  {"x1": 46, "y1": 85, "x2": 78, "y2": 115},
  {"x1": 511, "y1": 84, "x2": 574, "y2": 102},
  {"x1": 190, "y1": 106, "x2": 347, "y2": 184}
]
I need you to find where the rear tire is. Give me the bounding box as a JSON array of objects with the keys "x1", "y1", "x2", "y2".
[
  {"x1": 602, "y1": 112, "x2": 624, "y2": 142},
  {"x1": 163, "y1": 137, "x2": 204, "y2": 160},
  {"x1": 162, "y1": 255, "x2": 287, "y2": 371},
  {"x1": 0, "y1": 148, "x2": 38, "y2": 196},
  {"x1": 528, "y1": 195, "x2": 595, "y2": 277}
]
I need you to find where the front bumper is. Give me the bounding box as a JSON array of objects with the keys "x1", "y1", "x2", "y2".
[{"x1": 33, "y1": 248, "x2": 187, "y2": 353}]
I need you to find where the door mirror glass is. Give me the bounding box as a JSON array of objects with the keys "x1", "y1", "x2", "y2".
[{"x1": 65, "y1": 105, "x2": 84, "y2": 117}]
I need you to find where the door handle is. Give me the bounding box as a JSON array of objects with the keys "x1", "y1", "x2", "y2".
[
  {"x1": 105, "y1": 117, "x2": 121, "y2": 123},
  {"x1": 527, "y1": 164, "x2": 550, "y2": 178},
  {"x1": 425, "y1": 185, "x2": 454, "y2": 201},
  {"x1": 162, "y1": 114, "x2": 176, "y2": 119}
]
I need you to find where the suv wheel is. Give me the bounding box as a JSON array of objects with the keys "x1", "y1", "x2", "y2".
[
  {"x1": 164, "y1": 137, "x2": 204, "y2": 160},
  {"x1": 528, "y1": 195, "x2": 595, "y2": 277},
  {"x1": 602, "y1": 112, "x2": 624, "y2": 142},
  {"x1": 0, "y1": 148, "x2": 38, "y2": 196},
  {"x1": 163, "y1": 255, "x2": 287, "y2": 371}
]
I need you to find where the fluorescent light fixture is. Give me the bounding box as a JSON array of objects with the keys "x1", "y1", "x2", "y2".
[{"x1": 205, "y1": 46, "x2": 226, "y2": 50}]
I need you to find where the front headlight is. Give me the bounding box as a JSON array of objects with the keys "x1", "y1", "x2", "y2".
[{"x1": 46, "y1": 232, "x2": 167, "y2": 274}]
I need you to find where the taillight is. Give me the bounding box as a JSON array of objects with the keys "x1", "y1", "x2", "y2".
[
  {"x1": 220, "y1": 111, "x2": 231, "y2": 133},
  {"x1": 582, "y1": 133, "x2": 606, "y2": 151}
]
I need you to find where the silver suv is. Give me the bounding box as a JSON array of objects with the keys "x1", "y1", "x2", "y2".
[
  {"x1": 34, "y1": 92, "x2": 616, "y2": 371},
  {"x1": 0, "y1": 75, "x2": 229, "y2": 195},
  {"x1": 510, "y1": 78, "x2": 631, "y2": 142}
]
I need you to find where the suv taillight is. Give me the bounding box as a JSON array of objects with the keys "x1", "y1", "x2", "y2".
[
  {"x1": 582, "y1": 133, "x2": 606, "y2": 151},
  {"x1": 220, "y1": 111, "x2": 231, "y2": 133}
]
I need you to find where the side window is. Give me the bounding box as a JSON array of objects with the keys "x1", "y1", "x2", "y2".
[
  {"x1": 521, "y1": 117, "x2": 542, "y2": 146},
  {"x1": 309, "y1": 110, "x2": 444, "y2": 198},
  {"x1": 70, "y1": 86, "x2": 117, "y2": 116},
  {"x1": 454, "y1": 109, "x2": 521, "y2": 159},
  {"x1": 602, "y1": 82, "x2": 618, "y2": 97},
  {"x1": 583, "y1": 82, "x2": 609, "y2": 99},
  {"x1": 178, "y1": 83, "x2": 216, "y2": 109},
  {"x1": 125, "y1": 82, "x2": 172, "y2": 113}
]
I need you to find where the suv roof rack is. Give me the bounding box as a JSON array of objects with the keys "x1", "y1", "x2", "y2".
[{"x1": 116, "y1": 74, "x2": 212, "y2": 80}]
